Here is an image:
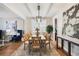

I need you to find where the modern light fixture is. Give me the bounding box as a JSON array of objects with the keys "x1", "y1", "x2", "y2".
[
  {"x1": 35, "y1": 3, "x2": 41, "y2": 31},
  {"x1": 36, "y1": 3, "x2": 41, "y2": 22},
  {"x1": 38, "y1": 3, "x2": 40, "y2": 16},
  {"x1": 35, "y1": 4, "x2": 40, "y2": 34}
]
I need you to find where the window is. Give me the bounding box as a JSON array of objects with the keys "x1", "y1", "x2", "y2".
[{"x1": 32, "y1": 19, "x2": 46, "y2": 34}]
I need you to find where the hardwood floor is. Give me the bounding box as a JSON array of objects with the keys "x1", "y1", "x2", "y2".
[
  {"x1": 0, "y1": 40, "x2": 66, "y2": 56},
  {"x1": 51, "y1": 40, "x2": 66, "y2": 56},
  {"x1": 0, "y1": 42, "x2": 21, "y2": 56},
  {"x1": 11, "y1": 40, "x2": 67, "y2": 56}
]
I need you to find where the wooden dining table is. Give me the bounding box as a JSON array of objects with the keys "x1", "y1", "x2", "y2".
[
  {"x1": 29, "y1": 34, "x2": 46, "y2": 40},
  {"x1": 28, "y1": 34, "x2": 46, "y2": 55}
]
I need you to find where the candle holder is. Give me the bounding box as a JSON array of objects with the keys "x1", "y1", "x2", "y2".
[{"x1": 36, "y1": 28, "x2": 39, "y2": 37}]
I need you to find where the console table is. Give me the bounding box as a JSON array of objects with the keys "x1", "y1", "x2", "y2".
[{"x1": 56, "y1": 35, "x2": 79, "y2": 56}]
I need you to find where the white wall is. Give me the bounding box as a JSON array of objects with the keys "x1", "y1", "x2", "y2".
[
  {"x1": 24, "y1": 18, "x2": 32, "y2": 33},
  {"x1": 0, "y1": 19, "x2": 4, "y2": 30},
  {"x1": 53, "y1": 12, "x2": 63, "y2": 43},
  {"x1": 0, "y1": 18, "x2": 6, "y2": 30},
  {"x1": 53, "y1": 12, "x2": 69, "y2": 55},
  {"x1": 23, "y1": 18, "x2": 53, "y2": 34},
  {"x1": 46, "y1": 18, "x2": 53, "y2": 25},
  {"x1": 53, "y1": 5, "x2": 79, "y2": 56},
  {"x1": 0, "y1": 17, "x2": 24, "y2": 31},
  {"x1": 17, "y1": 19, "x2": 24, "y2": 30}
]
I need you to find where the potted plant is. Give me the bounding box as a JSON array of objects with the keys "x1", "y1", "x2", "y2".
[
  {"x1": 46, "y1": 25, "x2": 53, "y2": 37},
  {"x1": 46, "y1": 25, "x2": 53, "y2": 49}
]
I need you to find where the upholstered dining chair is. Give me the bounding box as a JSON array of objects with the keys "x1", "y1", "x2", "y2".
[
  {"x1": 21, "y1": 33, "x2": 31, "y2": 50},
  {"x1": 44, "y1": 33, "x2": 51, "y2": 49},
  {"x1": 29, "y1": 37, "x2": 41, "y2": 55}
]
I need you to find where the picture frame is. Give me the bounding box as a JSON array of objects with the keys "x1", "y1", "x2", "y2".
[{"x1": 62, "y1": 4, "x2": 79, "y2": 39}]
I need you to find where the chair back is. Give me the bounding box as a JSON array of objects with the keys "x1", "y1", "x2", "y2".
[
  {"x1": 21, "y1": 32, "x2": 32, "y2": 42},
  {"x1": 31, "y1": 37, "x2": 41, "y2": 46},
  {"x1": 44, "y1": 33, "x2": 50, "y2": 40}
]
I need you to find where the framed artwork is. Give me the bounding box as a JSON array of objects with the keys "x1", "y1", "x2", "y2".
[
  {"x1": 6, "y1": 20, "x2": 17, "y2": 35},
  {"x1": 62, "y1": 4, "x2": 79, "y2": 39}
]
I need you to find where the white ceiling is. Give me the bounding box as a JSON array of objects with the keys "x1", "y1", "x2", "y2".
[
  {"x1": 0, "y1": 3, "x2": 76, "y2": 20},
  {"x1": 0, "y1": 3, "x2": 17, "y2": 18}
]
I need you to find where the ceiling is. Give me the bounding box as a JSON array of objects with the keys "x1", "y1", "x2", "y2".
[
  {"x1": 0, "y1": 3, "x2": 76, "y2": 20},
  {"x1": 0, "y1": 3, "x2": 17, "y2": 19}
]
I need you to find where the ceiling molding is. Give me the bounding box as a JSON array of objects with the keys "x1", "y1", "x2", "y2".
[
  {"x1": 45, "y1": 3, "x2": 53, "y2": 16},
  {"x1": 3, "y1": 3, "x2": 26, "y2": 20},
  {"x1": 24, "y1": 3, "x2": 32, "y2": 16},
  {"x1": 27, "y1": 16, "x2": 52, "y2": 19}
]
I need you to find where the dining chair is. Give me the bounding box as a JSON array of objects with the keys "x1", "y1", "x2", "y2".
[
  {"x1": 29, "y1": 37, "x2": 41, "y2": 55},
  {"x1": 21, "y1": 33, "x2": 31, "y2": 50},
  {"x1": 44, "y1": 33, "x2": 51, "y2": 49}
]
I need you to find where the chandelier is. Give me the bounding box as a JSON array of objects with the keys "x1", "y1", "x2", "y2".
[{"x1": 36, "y1": 3, "x2": 42, "y2": 22}]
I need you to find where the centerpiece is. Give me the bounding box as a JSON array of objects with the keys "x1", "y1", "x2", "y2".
[{"x1": 36, "y1": 28, "x2": 39, "y2": 37}]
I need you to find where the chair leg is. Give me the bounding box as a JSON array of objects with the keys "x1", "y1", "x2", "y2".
[
  {"x1": 49, "y1": 43, "x2": 50, "y2": 49},
  {"x1": 24, "y1": 43, "x2": 26, "y2": 50},
  {"x1": 45, "y1": 44, "x2": 47, "y2": 54},
  {"x1": 40, "y1": 48, "x2": 41, "y2": 56},
  {"x1": 49, "y1": 41, "x2": 51, "y2": 49},
  {"x1": 28, "y1": 45, "x2": 31, "y2": 54}
]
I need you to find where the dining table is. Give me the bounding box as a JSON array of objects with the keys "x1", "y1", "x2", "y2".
[
  {"x1": 28, "y1": 34, "x2": 46, "y2": 55},
  {"x1": 29, "y1": 34, "x2": 46, "y2": 40}
]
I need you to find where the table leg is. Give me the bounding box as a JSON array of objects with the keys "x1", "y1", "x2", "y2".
[
  {"x1": 61, "y1": 39, "x2": 64, "y2": 49},
  {"x1": 68, "y1": 42, "x2": 71, "y2": 56},
  {"x1": 56, "y1": 37, "x2": 58, "y2": 49}
]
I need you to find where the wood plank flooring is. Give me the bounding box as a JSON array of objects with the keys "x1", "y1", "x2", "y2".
[
  {"x1": 0, "y1": 40, "x2": 66, "y2": 56},
  {"x1": 0, "y1": 42, "x2": 21, "y2": 56},
  {"x1": 11, "y1": 40, "x2": 66, "y2": 56}
]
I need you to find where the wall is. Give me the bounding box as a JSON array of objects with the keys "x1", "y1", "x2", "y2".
[
  {"x1": 0, "y1": 17, "x2": 24, "y2": 31},
  {"x1": 0, "y1": 19, "x2": 4, "y2": 30},
  {"x1": 62, "y1": 4, "x2": 79, "y2": 56},
  {"x1": 0, "y1": 18, "x2": 6, "y2": 30},
  {"x1": 23, "y1": 18, "x2": 53, "y2": 34},
  {"x1": 53, "y1": 12, "x2": 63, "y2": 41},
  {"x1": 53, "y1": 4, "x2": 79, "y2": 56},
  {"x1": 17, "y1": 19, "x2": 24, "y2": 30},
  {"x1": 53, "y1": 12, "x2": 69, "y2": 55},
  {"x1": 24, "y1": 18, "x2": 32, "y2": 33},
  {"x1": 46, "y1": 18, "x2": 53, "y2": 25}
]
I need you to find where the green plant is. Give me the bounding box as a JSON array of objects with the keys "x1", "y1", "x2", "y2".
[{"x1": 46, "y1": 25, "x2": 53, "y2": 34}]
